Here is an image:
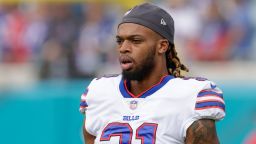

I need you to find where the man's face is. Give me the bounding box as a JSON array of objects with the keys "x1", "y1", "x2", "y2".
[{"x1": 116, "y1": 23, "x2": 160, "y2": 81}]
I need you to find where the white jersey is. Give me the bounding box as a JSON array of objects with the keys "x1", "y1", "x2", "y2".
[{"x1": 79, "y1": 75, "x2": 225, "y2": 144}]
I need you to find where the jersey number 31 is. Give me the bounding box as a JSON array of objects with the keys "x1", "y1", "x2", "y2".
[{"x1": 100, "y1": 122, "x2": 158, "y2": 144}]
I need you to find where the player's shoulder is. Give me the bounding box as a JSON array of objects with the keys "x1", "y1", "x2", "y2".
[
  {"x1": 174, "y1": 76, "x2": 215, "y2": 86},
  {"x1": 89, "y1": 74, "x2": 121, "y2": 88},
  {"x1": 170, "y1": 76, "x2": 221, "y2": 94},
  {"x1": 178, "y1": 76, "x2": 224, "y2": 111},
  {"x1": 95, "y1": 74, "x2": 121, "y2": 82}
]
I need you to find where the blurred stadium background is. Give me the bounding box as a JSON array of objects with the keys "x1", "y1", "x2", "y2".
[{"x1": 0, "y1": 0, "x2": 256, "y2": 143}]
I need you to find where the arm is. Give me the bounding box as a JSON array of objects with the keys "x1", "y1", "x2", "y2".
[
  {"x1": 83, "y1": 120, "x2": 96, "y2": 144},
  {"x1": 185, "y1": 119, "x2": 219, "y2": 144}
]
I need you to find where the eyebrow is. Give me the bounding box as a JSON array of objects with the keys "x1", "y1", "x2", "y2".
[{"x1": 116, "y1": 35, "x2": 143, "y2": 39}]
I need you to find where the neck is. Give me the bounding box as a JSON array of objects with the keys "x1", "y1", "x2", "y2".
[{"x1": 129, "y1": 67, "x2": 169, "y2": 96}]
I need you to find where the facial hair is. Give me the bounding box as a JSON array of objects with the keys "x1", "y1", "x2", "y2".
[{"x1": 122, "y1": 47, "x2": 156, "y2": 81}]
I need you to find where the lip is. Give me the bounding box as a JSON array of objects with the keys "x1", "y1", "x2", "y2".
[
  {"x1": 119, "y1": 55, "x2": 134, "y2": 71},
  {"x1": 120, "y1": 62, "x2": 133, "y2": 71}
]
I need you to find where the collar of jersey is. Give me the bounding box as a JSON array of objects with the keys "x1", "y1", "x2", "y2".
[{"x1": 119, "y1": 75, "x2": 174, "y2": 98}]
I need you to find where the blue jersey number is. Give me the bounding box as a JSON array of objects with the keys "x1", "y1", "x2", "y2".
[
  {"x1": 136, "y1": 123, "x2": 158, "y2": 144},
  {"x1": 100, "y1": 122, "x2": 133, "y2": 144},
  {"x1": 100, "y1": 122, "x2": 158, "y2": 144}
]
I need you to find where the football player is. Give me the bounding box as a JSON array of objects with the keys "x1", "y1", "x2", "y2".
[{"x1": 80, "y1": 3, "x2": 225, "y2": 144}]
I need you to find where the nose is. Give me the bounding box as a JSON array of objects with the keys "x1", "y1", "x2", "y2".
[{"x1": 119, "y1": 40, "x2": 131, "y2": 54}]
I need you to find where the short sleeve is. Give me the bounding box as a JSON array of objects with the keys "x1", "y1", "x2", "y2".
[
  {"x1": 79, "y1": 79, "x2": 96, "y2": 114},
  {"x1": 182, "y1": 81, "x2": 225, "y2": 138},
  {"x1": 194, "y1": 81, "x2": 225, "y2": 120},
  {"x1": 79, "y1": 88, "x2": 89, "y2": 114}
]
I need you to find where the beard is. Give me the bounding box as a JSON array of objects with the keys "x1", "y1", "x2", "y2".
[{"x1": 122, "y1": 48, "x2": 156, "y2": 81}]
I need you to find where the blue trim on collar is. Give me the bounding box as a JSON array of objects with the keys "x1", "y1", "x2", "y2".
[{"x1": 119, "y1": 75, "x2": 174, "y2": 98}]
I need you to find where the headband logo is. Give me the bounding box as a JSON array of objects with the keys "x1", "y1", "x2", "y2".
[
  {"x1": 124, "y1": 9, "x2": 132, "y2": 16},
  {"x1": 161, "y1": 18, "x2": 167, "y2": 25}
]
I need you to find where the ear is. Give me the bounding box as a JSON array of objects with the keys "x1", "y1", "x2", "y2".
[{"x1": 157, "y1": 39, "x2": 169, "y2": 54}]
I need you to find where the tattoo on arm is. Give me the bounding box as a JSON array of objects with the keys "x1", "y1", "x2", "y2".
[{"x1": 185, "y1": 119, "x2": 219, "y2": 144}]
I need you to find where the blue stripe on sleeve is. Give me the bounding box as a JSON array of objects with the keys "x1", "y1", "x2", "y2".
[
  {"x1": 196, "y1": 101, "x2": 225, "y2": 111},
  {"x1": 198, "y1": 91, "x2": 223, "y2": 98},
  {"x1": 80, "y1": 101, "x2": 88, "y2": 107}
]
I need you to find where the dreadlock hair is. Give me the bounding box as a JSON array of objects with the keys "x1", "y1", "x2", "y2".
[{"x1": 165, "y1": 44, "x2": 189, "y2": 78}]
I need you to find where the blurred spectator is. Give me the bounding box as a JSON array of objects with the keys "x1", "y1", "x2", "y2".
[
  {"x1": 23, "y1": 4, "x2": 49, "y2": 61},
  {"x1": 0, "y1": 4, "x2": 30, "y2": 63},
  {"x1": 0, "y1": 1, "x2": 256, "y2": 80},
  {"x1": 159, "y1": 0, "x2": 254, "y2": 61},
  {"x1": 160, "y1": 0, "x2": 201, "y2": 44},
  {"x1": 187, "y1": 0, "x2": 231, "y2": 61},
  {"x1": 0, "y1": 5, "x2": 7, "y2": 61},
  {"x1": 158, "y1": 0, "x2": 201, "y2": 61},
  {"x1": 40, "y1": 4, "x2": 80, "y2": 79},
  {"x1": 226, "y1": 0, "x2": 254, "y2": 60},
  {"x1": 160, "y1": 0, "x2": 201, "y2": 59},
  {"x1": 40, "y1": 38, "x2": 68, "y2": 79},
  {"x1": 73, "y1": 2, "x2": 116, "y2": 78}
]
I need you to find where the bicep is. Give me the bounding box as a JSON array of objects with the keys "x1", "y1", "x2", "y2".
[
  {"x1": 185, "y1": 119, "x2": 219, "y2": 144},
  {"x1": 83, "y1": 120, "x2": 96, "y2": 144}
]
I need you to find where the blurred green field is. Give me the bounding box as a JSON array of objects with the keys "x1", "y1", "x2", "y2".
[{"x1": 0, "y1": 80, "x2": 255, "y2": 144}]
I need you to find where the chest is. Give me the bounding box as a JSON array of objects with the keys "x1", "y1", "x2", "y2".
[
  {"x1": 86, "y1": 80, "x2": 199, "y2": 144},
  {"x1": 88, "y1": 93, "x2": 194, "y2": 144},
  {"x1": 91, "y1": 88, "x2": 195, "y2": 118}
]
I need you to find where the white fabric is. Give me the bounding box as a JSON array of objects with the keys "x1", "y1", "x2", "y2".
[{"x1": 80, "y1": 75, "x2": 225, "y2": 144}]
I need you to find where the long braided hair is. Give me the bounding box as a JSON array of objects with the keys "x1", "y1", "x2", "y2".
[{"x1": 166, "y1": 44, "x2": 189, "y2": 78}]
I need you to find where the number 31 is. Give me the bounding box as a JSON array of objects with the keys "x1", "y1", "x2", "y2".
[{"x1": 100, "y1": 122, "x2": 158, "y2": 144}]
